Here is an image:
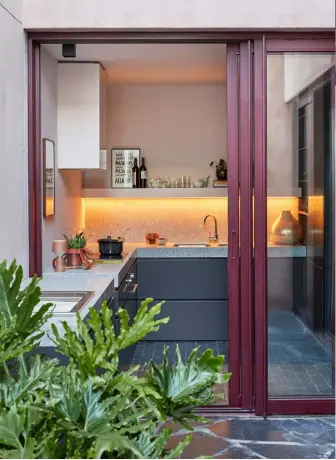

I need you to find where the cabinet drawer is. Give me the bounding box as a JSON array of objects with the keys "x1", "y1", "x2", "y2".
[
  {"x1": 137, "y1": 258, "x2": 227, "y2": 300},
  {"x1": 138, "y1": 300, "x2": 228, "y2": 341}
]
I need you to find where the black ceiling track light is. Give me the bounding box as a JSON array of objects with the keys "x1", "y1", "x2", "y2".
[{"x1": 62, "y1": 43, "x2": 76, "y2": 58}]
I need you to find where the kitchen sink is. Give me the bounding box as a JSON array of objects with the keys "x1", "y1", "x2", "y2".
[
  {"x1": 37, "y1": 291, "x2": 95, "y2": 314},
  {"x1": 174, "y1": 243, "x2": 210, "y2": 248}
]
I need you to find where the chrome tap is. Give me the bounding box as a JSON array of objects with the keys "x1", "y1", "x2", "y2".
[{"x1": 203, "y1": 214, "x2": 218, "y2": 243}]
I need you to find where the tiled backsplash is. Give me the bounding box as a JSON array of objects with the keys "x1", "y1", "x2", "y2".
[
  {"x1": 84, "y1": 197, "x2": 299, "y2": 244},
  {"x1": 85, "y1": 198, "x2": 228, "y2": 243}
]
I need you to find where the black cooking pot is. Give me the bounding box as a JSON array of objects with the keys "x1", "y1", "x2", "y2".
[{"x1": 97, "y1": 236, "x2": 125, "y2": 256}]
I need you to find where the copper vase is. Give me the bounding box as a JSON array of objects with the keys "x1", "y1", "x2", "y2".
[{"x1": 271, "y1": 210, "x2": 302, "y2": 245}]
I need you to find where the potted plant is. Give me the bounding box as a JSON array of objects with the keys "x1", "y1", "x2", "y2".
[
  {"x1": 63, "y1": 231, "x2": 87, "y2": 266},
  {"x1": 210, "y1": 158, "x2": 227, "y2": 181}
]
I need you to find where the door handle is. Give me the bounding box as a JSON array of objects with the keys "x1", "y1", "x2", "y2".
[{"x1": 231, "y1": 230, "x2": 238, "y2": 260}]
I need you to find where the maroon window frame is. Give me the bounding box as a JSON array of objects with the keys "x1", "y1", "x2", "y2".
[{"x1": 253, "y1": 36, "x2": 335, "y2": 416}]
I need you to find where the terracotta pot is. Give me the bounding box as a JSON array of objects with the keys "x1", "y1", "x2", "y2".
[
  {"x1": 271, "y1": 210, "x2": 302, "y2": 245},
  {"x1": 66, "y1": 249, "x2": 83, "y2": 267}
]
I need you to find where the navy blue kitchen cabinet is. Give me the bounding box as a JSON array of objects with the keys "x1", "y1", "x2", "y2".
[
  {"x1": 137, "y1": 258, "x2": 228, "y2": 340},
  {"x1": 137, "y1": 258, "x2": 227, "y2": 300}
]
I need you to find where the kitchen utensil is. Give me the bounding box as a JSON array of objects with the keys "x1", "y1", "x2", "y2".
[
  {"x1": 52, "y1": 239, "x2": 67, "y2": 272},
  {"x1": 97, "y1": 236, "x2": 125, "y2": 256},
  {"x1": 270, "y1": 210, "x2": 302, "y2": 245}
]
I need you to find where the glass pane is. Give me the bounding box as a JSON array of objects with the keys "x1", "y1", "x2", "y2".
[{"x1": 267, "y1": 53, "x2": 335, "y2": 397}]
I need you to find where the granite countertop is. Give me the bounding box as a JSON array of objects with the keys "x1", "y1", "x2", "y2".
[{"x1": 42, "y1": 242, "x2": 307, "y2": 289}]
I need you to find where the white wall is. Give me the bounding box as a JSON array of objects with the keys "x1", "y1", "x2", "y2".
[
  {"x1": 267, "y1": 55, "x2": 294, "y2": 189},
  {"x1": 0, "y1": 1, "x2": 28, "y2": 273},
  {"x1": 284, "y1": 54, "x2": 335, "y2": 102},
  {"x1": 22, "y1": 0, "x2": 335, "y2": 29},
  {"x1": 83, "y1": 83, "x2": 227, "y2": 188},
  {"x1": 41, "y1": 47, "x2": 85, "y2": 269}
]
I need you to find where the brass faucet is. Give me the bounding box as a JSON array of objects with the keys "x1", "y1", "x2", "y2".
[{"x1": 203, "y1": 214, "x2": 218, "y2": 243}]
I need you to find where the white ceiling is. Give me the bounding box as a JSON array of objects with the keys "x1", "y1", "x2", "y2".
[{"x1": 43, "y1": 43, "x2": 226, "y2": 84}]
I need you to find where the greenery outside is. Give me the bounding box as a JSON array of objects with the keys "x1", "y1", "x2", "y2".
[{"x1": 0, "y1": 260, "x2": 231, "y2": 459}]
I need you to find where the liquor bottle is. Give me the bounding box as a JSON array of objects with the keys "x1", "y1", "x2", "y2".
[
  {"x1": 132, "y1": 158, "x2": 140, "y2": 188},
  {"x1": 140, "y1": 158, "x2": 147, "y2": 188}
]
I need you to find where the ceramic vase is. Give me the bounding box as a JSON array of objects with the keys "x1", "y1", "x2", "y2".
[
  {"x1": 271, "y1": 210, "x2": 302, "y2": 245},
  {"x1": 52, "y1": 240, "x2": 67, "y2": 272}
]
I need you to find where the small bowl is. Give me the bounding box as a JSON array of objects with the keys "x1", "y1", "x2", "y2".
[{"x1": 158, "y1": 237, "x2": 167, "y2": 246}]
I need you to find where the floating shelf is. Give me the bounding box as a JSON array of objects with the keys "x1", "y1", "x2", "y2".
[
  {"x1": 82, "y1": 188, "x2": 228, "y2": 198},
  {"x1": 82, "y1": 187, "x2": 302, "y2": 199}
]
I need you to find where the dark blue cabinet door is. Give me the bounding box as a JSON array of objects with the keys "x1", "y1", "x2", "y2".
[
  {"x1": 137, "y1": 258, "x2": 228, "y2": 300},
  {"x1": 137, "y1": 299, "x2": 228, "y2": 341}
]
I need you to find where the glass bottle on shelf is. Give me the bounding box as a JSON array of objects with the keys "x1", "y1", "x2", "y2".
[
  {"x1": 132, "y1": 158, "x2": 140, "y2": 188},
  {"x1": 140, "y1": 158, "x2": 147, "y2": 188}
]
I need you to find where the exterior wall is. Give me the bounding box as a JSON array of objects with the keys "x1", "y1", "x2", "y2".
[
  {"x1": 0, "y1": 1, "x2": 29, "y2": 273},
  {"x1": 83, "y1": 83, "x2": 227, "y2": 189},
  {"x1": 40, "y1": 47, "x2": 85, "y2": 270},
  {"x1": 22, "y1": 0, "x2": 335, "y2": 29}
]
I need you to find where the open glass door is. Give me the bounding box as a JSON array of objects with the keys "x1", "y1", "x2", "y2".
[{"x1": 254, "y1": 37, "x2": 335, "y2": 415}]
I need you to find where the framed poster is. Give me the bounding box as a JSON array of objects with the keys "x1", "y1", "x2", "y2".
[
  {"x1": 111, "y1": 148, "x2": 140, "y2": 188},
  {"x1": 43, "y1": 138, "x2": 55, "y2": 217}
]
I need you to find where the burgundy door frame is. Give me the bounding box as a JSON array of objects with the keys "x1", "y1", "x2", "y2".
[
  {"x1": 253, "y1": 35, "x2": 335, "y2": 415},
  {"x1": 27, "y1": 30, "x2": 334, "y2": 415},
  {"x1": 28, "y1": 38, "x2": 42, "y2": 277}
]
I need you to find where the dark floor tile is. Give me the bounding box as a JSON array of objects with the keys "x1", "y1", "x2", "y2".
[
  {"x1": 214, "y1": 445, "x2": 262, "y2": 459},
  {"x1": 166, "y1": 432, "x2": 229, "y2": 459},
  {"x1": 208, "y1": 419, "x2": 287, "y2": 443},
  {"x1": 251, "y1": 442, "x2": 332, "y2": 459}
]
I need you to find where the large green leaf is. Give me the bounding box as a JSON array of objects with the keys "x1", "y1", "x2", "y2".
[
  {"x1": 147, "y1": 345, "x2": 231, "y2": 427},
  {"x1": 0, "y1": 261, "x2": 54, "y2": 364},
  {"x1": 0, "y1": 406, "x2": 24, "y2": 449},
  {"x1": 51, "y1": 299, "x2": 169, "y2": 379},
  {"x1": 0, "y1": 355, "x2": 59, "y2": 406}
]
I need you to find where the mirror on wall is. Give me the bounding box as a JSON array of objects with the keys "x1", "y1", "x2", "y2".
[{"x1": 43, "y1": 138, "x2": 55, "y2": 217}]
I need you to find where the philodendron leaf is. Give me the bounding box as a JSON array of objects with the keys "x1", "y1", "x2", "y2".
[
  {"x1": 52, "y1": 299, "x2": 169, "y2": 379},
  {"x1": 0, "y1": 355, "x2": 59, "y2": 406},
  {"x1": 147, "y1": 345, "x2": 231, "y2": 425},
  {"x1": 117, "y1": 298, "x2": 169, "y2": 350},
  {"x1": 93, "y1": 433, "x2": 143, "y2": 459},
  {"x1": 0, "y1": 260, "x2": 54, "y2": 363},
  {"x1": 0, "y1": 406, "x2": 24, "y2": 449}
]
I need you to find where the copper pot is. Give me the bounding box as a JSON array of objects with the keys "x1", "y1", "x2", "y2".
[{"x1": 271, "y1": 210, "x2": 302, "y2": 245}]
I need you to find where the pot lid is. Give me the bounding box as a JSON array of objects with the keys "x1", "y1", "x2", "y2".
[{"x1": 97, "y1": 236, "x2": 124, "y2": 243}]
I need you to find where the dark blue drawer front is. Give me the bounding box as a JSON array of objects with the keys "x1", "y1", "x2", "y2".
[{"x1": 137, "y1": 258, "x2": 228, "y2": 300}]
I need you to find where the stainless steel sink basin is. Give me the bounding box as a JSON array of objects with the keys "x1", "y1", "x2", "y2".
[
  {"x1": 39, "y1": 291, "x2": 95, "y2": 314},
  {"x1": 174, "y1": 243, "x2": 210, "y2": 248}
]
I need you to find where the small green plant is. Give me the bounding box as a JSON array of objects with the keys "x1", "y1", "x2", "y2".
[{"x1": 63, "y1": 232, "x2": 87, "y2": 249}]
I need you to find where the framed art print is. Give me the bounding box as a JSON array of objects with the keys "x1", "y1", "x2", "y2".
[{"x1": 111, "y1": 148, "x2": 140, "y2": 188}]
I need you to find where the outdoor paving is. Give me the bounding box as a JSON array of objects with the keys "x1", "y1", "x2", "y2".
[{"x1": 164, "y1": 416, "x2": 335, "y2": 459}]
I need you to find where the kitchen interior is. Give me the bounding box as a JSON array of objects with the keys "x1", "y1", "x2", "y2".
[{"x1": 37, "y1": 42, "x2": 334, "y2": 404}]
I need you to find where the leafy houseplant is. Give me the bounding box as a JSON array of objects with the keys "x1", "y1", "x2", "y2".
[
  {"x1": 210, "y1": 158, "x2": 227, "y2": 181},
  {"x1": 63, "y1": 232, "x2": 87, "y2": 267},
  {"x1": 0, "y1": 259, "x2": 231, "y2": 459}
]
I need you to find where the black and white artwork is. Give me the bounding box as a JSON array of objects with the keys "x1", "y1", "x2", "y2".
[{"x1": 111, "y1": 149, "x2": 140, "y2": 188}]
